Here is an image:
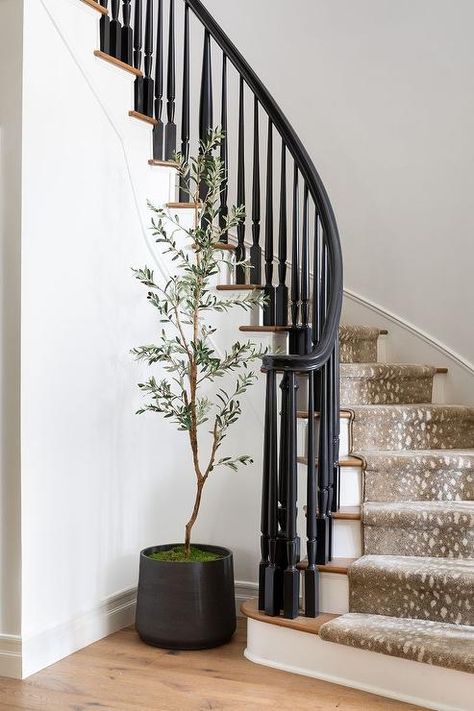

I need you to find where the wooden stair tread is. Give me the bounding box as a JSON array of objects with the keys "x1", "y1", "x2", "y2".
[
  {"x1": 240, "y1": 325, "x2": 291, "y2": 333},
  {"x1": 298, "y1": 557, "x2": 357, "y2": 575},
  {"x1": 129, "y1": 110, "x2": 157, "y2": 126},
  {"x1": 435, "y1": 367, "x2": 449, "y2": 374},
  {"x1": 297, "y1": 410, "x2": 352, "y2": 420},
  {"x1": 297, "y1": 455, "x2": 363, "y2": 468},
  {"x1": 148, "y1": 159, "x2": 179, "y2": 168},
  {"x1": 81, "y1": 0, "x2": 108, "y2": 14},
  {"x1": 217, "y1": 284, "x2": 264, "y2": 291},
  {"x1": 241, "y1": 598, "x2": 338, "y2": 635},
  {"x1": 94, "y1": 51, "x2": 143, "y2": 77},
  {"x1": 333, "y1": 506, "x2": 361, "y2": 521},
  {"x1": 166, "y1": 202, "x2": 199, "y2": 209}
]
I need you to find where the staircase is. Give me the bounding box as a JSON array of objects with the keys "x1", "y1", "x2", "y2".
[{"x1": 74, "y1": 2, "x2": 471, "y2": 708}]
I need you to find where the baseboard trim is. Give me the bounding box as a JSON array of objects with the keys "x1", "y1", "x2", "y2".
[
  {"x1": 0, "y1": 634, "x2": 22, "y2": 679},
  {"x1": 235, "y1": 580, "x2": 258, "y2": 616},
  {"x1": 3, "y1": 580, "x2": 257, "y2": 679},
  {"x1": 344, "y1": 288, "x2": 474, "y2": 376},
  {"x1": 21, "y1": 586, "x2": 137, "y2": 679}
]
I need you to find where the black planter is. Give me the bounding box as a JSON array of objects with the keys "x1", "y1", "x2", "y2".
[{"x1": 135, "y1": 544, "x2": 236, "y2": 650}]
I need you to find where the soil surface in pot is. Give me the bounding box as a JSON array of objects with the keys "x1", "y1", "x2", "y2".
[{"x1": 147, "y1": 545, "x2": 224, "y2": 563}]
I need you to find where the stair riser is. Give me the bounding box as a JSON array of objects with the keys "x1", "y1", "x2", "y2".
[
  {"x1": 298, "y1": 464, "x2": 362, "y2": 509},
  {"x1": 340, "y1": 338, "x2": 378, "y2": 364},
  {"x1": 349, "y1": 571, "x2": 474, "y2": 626},
  {"x1": 341, "y1": 375, "x2": 434, "y2": 406},
  {"x1": 298, "y1": 418, "x2": 351, "y2": 459},
  {"x1": 364, "y1": 526, "x2": 474, "y2": 559},
  {"x1": 364, "y1": 467, "x2": 474, "y2": 503},
  {"x1": 297, "y1": 517, "x2": 362, "y2": 559},
  {"x1": 351, "y1": 410, "x2": 474, "y2": 451}
]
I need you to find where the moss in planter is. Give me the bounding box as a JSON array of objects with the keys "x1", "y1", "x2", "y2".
[{"x1": 147, "y1": 546, "x2": 223, "y2": 563}]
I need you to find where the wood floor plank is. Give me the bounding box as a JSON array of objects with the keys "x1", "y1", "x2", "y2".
[{"x1": 0, "y1": 620, "x2": 425, "y2": 710}]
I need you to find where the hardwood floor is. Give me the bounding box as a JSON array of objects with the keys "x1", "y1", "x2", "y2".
[{"x1": 0, "y1": 620, "x2": 427, "y2": 710}]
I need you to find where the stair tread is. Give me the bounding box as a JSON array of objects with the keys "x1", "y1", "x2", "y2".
[
  {"x1": 217, "y1": 285, "x2": 264, "y2": 291},
  {"x1": 333, "y1": 506, "x2": 361, "y2": 520},
  {"x1": 241, "y1": 598, "x2": 338, "y2": 635},
  {"x1": 363, "y1": 500, "x2": 474, "y2": 533},
  {"x1": 81, "y1": 0, "x2": 108, "y2": 13},
  {"x1": 359, "y1": 448, "x2": 474, "y2": 460},
  {"x1": 341, "y1": 363, "x2": 440, "y2": 377},
  {"x1": 297, "y1": 455, "x2": 363, "y2": 468},
  {"x1": 352, "y1": 553, "x2": 474, "y2": 577},
  {"x1": 129, "y1": 110, "x2": 157, "y2": 126},
  {"x1": 240, "y1": 325, "x2": 291, "y2": 333},
  {"x1": 319, "y1": 612, "x2": 474, "y2": 674},
  {"x1": 93, "y1": 50, "x2": 143, "y2": 77},
  {"x1": 298, "y1": 557, "x2": 357, "y2": 575},
  {"x1": 339, "y1": 326, "x2": 388, "y2": 340},
  {"x1": 148, "y1": 159, "x2": 179, "y2": 168}
]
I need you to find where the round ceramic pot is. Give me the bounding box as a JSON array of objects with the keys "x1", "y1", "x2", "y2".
[{"x1": 135, "y1": 544, "x2": 236, "y2": 650}]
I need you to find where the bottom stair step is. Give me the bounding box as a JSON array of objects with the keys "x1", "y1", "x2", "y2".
[{"x1": 319, "y1": 612, "x2": 474, "y2": 674}]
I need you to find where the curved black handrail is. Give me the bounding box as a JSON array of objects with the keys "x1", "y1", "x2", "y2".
[{"x1": 186, "y1": 0, "x2": 343, "y2": 373}]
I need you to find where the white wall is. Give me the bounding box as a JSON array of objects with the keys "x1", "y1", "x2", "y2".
[
  {"x1": 202, "y1": 0, "x2": 474, "y2": 367},
  {"x1": 0, "y1": 0, "x2": 23, "y2": 642}
]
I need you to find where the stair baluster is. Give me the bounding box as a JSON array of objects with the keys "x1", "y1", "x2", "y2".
[
  {"x1": 99, "y1": 0, "x2": 110, "y2": 55},
  {"x1": 179, "y1": 2, "x2": 190, "y2": 201},
  {"x1": 141, "y1": 0, "x2": 154, "y2": 117},
  {"x1": 263, "y1": 371, "x2": 279, "y2": 616},
  {"x1": 305, "y1": 370, "x2": 319, "y2": 617},
  {"x1": 300, "y1": 185, "x2": 311, "y2": 353},
  {"x1": 121, "y1": 0, "x2": 133, "y2": 66},
  {"x1": 235, "y1": 77, "x2": 246, "y2": 284},
  {"x1": 289, "y1": 163, "x2": 300, "y2": 348},
  {"x1": 132, "y1": 0, "x2": 143, "y2": 111},
  {"x1": 275, "y1": 143, "x2": 288, "y2": 326},
  {"x1": 109, "y1": 0, "x2": 122, "y2": 59},
  {"x1": 152, "y1": 0, "x2": 164, "y2": 160},
  {"x1": 263, "y1": 119, "x2": 275, "y2": 323},
  {"x1": 282, "y1": 371, "x2": 299, "y2": 619},
  {"x1": 219, "y1": 56, "x2": 229, "y2": 243},
  {"x1": 164, "y1": 0, "x2": 176, "y2": 160},
  {"x1": 250, "y1": 97, "x2": 261, "y2": 284}
]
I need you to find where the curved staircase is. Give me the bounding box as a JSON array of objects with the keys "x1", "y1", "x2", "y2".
[{"x1": 73, "y1": 3, "x2": 472, "y2": 708}]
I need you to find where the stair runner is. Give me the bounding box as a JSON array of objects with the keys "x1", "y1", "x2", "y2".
[{"x1": 319, "y1": 325, "x2": 474, "y2": 675}]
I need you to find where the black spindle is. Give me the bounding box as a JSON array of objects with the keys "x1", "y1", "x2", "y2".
[
  {"x1": 199, "y1": 30, "x2": 213, "y2": 143},
  {"x1": 263, "y1": 371, "x2": 279, "y2": 616},
  {"x1": 99, "y1": 0, "x2": 110, "y2": 55},
  {"x1": 290, "y1": 164, "x2": 300, "y2": 329},
  {"x1": 305, "y1": 370, "x2": 319, "y2": 617},
  {"x1": 179, "y1": 2, "x2": 190, "y2": 201},
  {"x1": 164, "y1": 0, "x2": 176, "y2": 161},
  {"x1": 300, "y1": 185, "x2": 311, "y2": 353},
  {"x1": 282, "y1": 371, "x2": 299, "y2": 619},
  {"x1": 259, "y1": 371, "x2": 273, "y2": 610},
  {"x1": 263, "y1": 119, "x2": 275, "y2": 323},
  {"x1": 275, "y1": 143, "x2": 288, "y2": 325},
  {"x1": 312, "y1": 213, "x2": 322, "y2": 345},
  {"x1": 219, "y1": 56, "x2": 229, "y2": 242},
  {"x1": 132, "y1": 0, "x2": 143, "y2": 111},
  {"x1": 250, "y1": 97, "x2": 261, "y2": 284},
  {"x1": 141, "y1": 0, "x2": 154, "y2": 117},
  {"x1": 152, "y1": 0, "x2": 164, "y2": 160},
  {"x1": 110, "y1": 0, "x2": 122, "y2": 59},
  {"x1": 236, "y1": 77, "x2": 246, "y2": 284},
  {"x1": 121, "y1": 0, "x2": 133, "y2": 66}
]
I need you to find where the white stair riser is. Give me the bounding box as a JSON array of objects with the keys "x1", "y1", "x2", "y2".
[
  {"x1": 319, "y1": 572, "x2": 350, "y2": 614},
  {"x1": 332, "y1": 519, "x2": 362, "y2": 558},
  {"x1": 297, "y1": 515, "x2": 362, "y2": 559},
  {"x1": 297, "y1": 418, "x2": 351, "y2": 461},
  {"x1": 339, "y1": 466, "x2": 362, "y2": 508}
]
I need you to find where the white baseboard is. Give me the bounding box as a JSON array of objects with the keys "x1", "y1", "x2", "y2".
[
  {"x1": 20, "y1": 586, "x2": 136, "y2": 679},
  {"x1": 246, "y1": 618, "x2": 473, "y2": 711},
  {"x1": 0, "y1": 634, "x2": 22, "y2": 679},
  {"x1": 0, "y1": 580, "x2": 258, "y2": 679}
]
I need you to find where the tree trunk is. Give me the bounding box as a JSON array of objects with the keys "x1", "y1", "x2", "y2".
[{"x1": 184, "y1": 479, "x2": 204, "y2": 557}]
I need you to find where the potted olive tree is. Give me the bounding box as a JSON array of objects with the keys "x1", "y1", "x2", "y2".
[{"x1": 132, "y1": 131, "x2": 265, "y2": 650}]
